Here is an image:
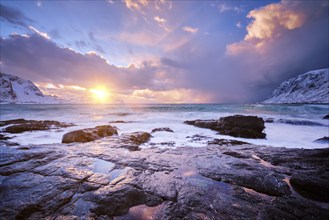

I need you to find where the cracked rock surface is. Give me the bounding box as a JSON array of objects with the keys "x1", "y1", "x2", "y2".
[{"x1": 1, "y1": 133, "x2": 328, "y2": 219}]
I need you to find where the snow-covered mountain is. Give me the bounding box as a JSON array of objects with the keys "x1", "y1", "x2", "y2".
[
  {"x1": 264, "y1": 68, "x2": 329, "y2": 104},
  {"x1": 0, "y1": 73, "x2": 62, "y2": 104}
]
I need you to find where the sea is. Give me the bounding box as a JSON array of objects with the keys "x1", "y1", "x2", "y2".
[{"x1": 0, "y1": 104, "x2": 328, "y2": 149}]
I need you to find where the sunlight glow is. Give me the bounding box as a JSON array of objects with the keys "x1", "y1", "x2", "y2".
[{"x1": 90, "y1": 87, "x2": 111, "y2": 103}]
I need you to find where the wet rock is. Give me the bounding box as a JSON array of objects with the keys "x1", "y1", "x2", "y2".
[
  {"x1": 323, "y1": 114, "x2": 329, "y2": 119},
  {"x1": 123, "y1": 132, "x2": 151, "y2": 145},
  {"x1": 186, "y1": 134, "x2": 210, "y2": 142},
  {"x1": 0, "y1": 139, "x2": 328, "y2": 219},
  {"x1": 1, "y1": 119, "x2": 74, "y2": 134},
  {"x1": 110, "y1": 132, "x2": 152, "y2": 151},
  {"x1": 313, "y1": 136, "x2": 329, "y2": 144},
  {"x1": 109, "y1": 120, "x2": 130, "y2": 123},
  {"x1": 265, "y1": 118, "x2": 274, "y2": 123},
  {"x1": 290, "y1": 172, "x2": 329, "y2": 202},
  {"x1": 92, "y1": 184, "x2": 147, "y2": 216},
  {"x1": 151, "y1": 127, "x2": 174, "y2": 133},
  {"x1": 208, "y1": 138, "x2": 249, "y2": 146},
  {"x1": 0, "y1": 134, "x2": 11, "y2": 140},
  {"x1": 199, "y1": 166, "x2": 290, "y2": 196},
  {"x1": 184, "y1": 119, "x2": 218, "y2": 130},
  {"x1": 62, "y1": 125, "x2": 118, "y2": 143},
  {"x1": 185, "y1": 115, "x2": 266, "y2": 139},
  {"x1": 0, "y1": 118, "x2": 28, "y2": 126},
  {"x1": 277, "y1": 119, "x2": 325, "y2": 126},
  {"x1": 217, "y1": 115, "x2": 266, "y2": 139},
  {"x1": 149, "y1": 142, "x2": 175, "y2": 147}
]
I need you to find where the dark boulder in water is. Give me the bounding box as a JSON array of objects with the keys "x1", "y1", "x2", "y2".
[
  {"x1": 208, "y1": 138, "x2": 249, "y2": 146},
  {"x1": 323, "y1": 114, "x2": 329, "y2": 119},
  {"x1": 0, "y1": 134, "x2": 11, "y2": 140},
  {"x1": 277, "y1": 119, "x2": 325, "y2": 126},
  {"x1": 1, "y1": 119, "x2": 74, "y2": 133},
  {"x1": 62, "y1": 125, "x2": 118, "y2": 143},
  {"x1": 313, "y1": 136, "x2": 329, "y2": 144},
  {"x1": 185, "y1": 115, "x2": 266, "y2": 139},
  {"x1": 151, "y1": 127, "x2": 174, "y2": 133},
  {"x1": 265, "y1": 118, "x2": 274, "y2": 123}
]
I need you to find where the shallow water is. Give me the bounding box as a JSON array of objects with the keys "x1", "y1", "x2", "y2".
[{"x1": 0, "y1": 103, "x2": 328, "y2": 149}]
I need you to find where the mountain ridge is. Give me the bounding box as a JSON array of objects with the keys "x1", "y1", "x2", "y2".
[
  {"x1": 264, "y1": 68, "x2": 329, "y2": 104},
  {"x1": 0, "y1": 73, "x2": 62, "y2": 104}
]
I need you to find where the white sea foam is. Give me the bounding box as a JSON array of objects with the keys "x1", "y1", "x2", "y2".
[{"x1": 0, "y1": 104, "x2": 328, "y2": 149}]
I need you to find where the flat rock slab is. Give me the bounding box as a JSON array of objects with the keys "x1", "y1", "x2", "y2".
[
  {"x1": 0, "y1": 118, "x2": 74, "y2": 134},
  {"x1": 0, "y1": 138, "x2": 328, "y2": 219}
]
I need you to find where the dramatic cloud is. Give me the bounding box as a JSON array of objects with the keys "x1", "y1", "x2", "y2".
[
  {"x1": 224, "y1": 0, "x2": 329, "y2": 100},
  {"x1": 1, "y1": 1, "x2": 328, "y2": 103},
  {"x1": 0, "y1": 4, "x2": 33, "y2": 27},
  {"x1": 0, "y1": 33, "x2": 209, "y2": 103},
  {"x1": 159, "y1": 1, "x2": 329, "y2": 102},
  {"x1": 227, "y1": 1, "x2": 306, "y2": 55},
  {"x1": 182, "y1": 26, "x2": 198, "y2": 34}
]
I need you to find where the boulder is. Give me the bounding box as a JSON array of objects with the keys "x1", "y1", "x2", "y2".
[
  {"x1": 185, "y1": 115, "x2": 266, "y2": 139},
  {"x1": 62, "y1": 125, "x2": 118, "y2": 143},
  {"x1": 125, "y1": 132, "x2": 151, "y2": 145},
  {"x1": 323, "y1": 114, "x2": 329, "y2": 119},
  {"x1": 217, "y1": 115, "x2": 265, "y2": 138}
]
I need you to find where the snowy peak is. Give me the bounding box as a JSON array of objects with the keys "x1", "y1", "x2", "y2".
[
  {"x1": 0, "y1": 73, "x2": 62, "y2": 104},
  {"x1": 264, "y1": 68, "x2": 329, "y2": 104}
]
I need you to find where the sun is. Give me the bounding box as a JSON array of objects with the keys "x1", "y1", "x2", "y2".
[{"x1": 90, "y1": 87, "x2": 110, "y2": 103}]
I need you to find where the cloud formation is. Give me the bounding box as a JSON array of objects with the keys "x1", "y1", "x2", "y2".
[
  {"x1": 154, "y1": 16, "x2": 166, "y2": 25},
  {"x1": 218, "y1": 3, "x2": 243, "y2": 13},
  {"x1": 0, "y1": 3, "x2": 33, "y2": 27},
  {"x1": 227, "y1": 1, "x2": 307, "y2": 55},
  {"x1": 0, "y1": 33, "x2": 209, "y2": 103},
  {"x1": 29, "y1": 26, "x2": 51, "y2": 39},
  {"x1": 182, "y1": 26, "x2": 198, "y2": 33},
  {"x1": 124, "y1": 0, "x2": 148, "y2": 11},
  {"x1": 1, "y1": 1, "x2": 328, "y2": 103}
]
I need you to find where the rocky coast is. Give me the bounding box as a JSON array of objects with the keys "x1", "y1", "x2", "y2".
[{"x1": 0, "y1": 117, "x2": 328, "y2": 219}]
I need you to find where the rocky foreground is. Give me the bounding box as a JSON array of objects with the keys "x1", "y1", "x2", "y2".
[{"x1": 1, "y1": 131, "x2": 329, "y2": 219}]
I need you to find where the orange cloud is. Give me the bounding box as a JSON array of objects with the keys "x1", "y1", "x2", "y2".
[
  {"x1": 124, "y1": 0, "x2": 150, "y2": 11},
  {"x1": 227, "y1": 1, "x2": 306, "y2": 55}
]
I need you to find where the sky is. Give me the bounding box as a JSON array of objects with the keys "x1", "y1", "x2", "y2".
[{"x1": 0, "y1": 0, "x2": 328, "y2": 103}]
